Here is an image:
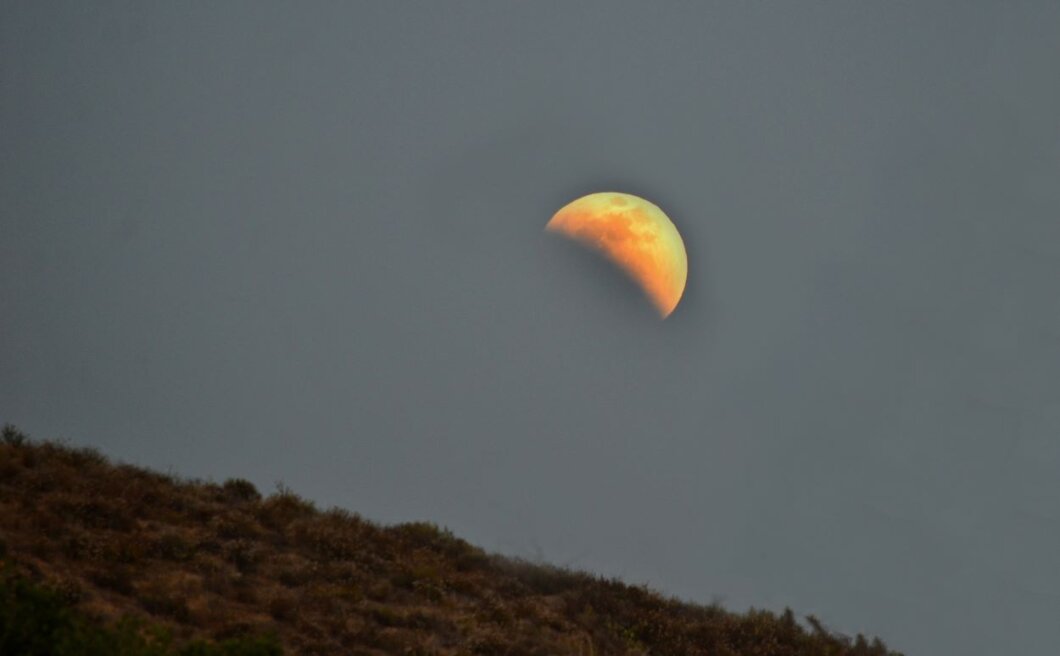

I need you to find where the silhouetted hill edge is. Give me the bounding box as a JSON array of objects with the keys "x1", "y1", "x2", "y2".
[{"x1": 0, "y1": 425, "x2": 902, "y2": 655}]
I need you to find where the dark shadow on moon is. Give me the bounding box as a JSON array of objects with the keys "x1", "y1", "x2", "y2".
[{"x1": 543, "y1": 231, "x2": 660, "y2": 325}]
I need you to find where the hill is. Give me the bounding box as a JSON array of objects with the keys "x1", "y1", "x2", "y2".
[{"x1": 0, "y1": 425, "x2": 902, "y2": 655}]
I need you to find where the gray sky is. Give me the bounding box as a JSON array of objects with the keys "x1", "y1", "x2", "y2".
[{"x1": 3, "y1": 2, "x2": 1059, "y2": 653}]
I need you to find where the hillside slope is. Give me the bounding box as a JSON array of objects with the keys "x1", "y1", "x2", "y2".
[{"x1": 0, "y1": 426, "x2": 901, "y2": 655}]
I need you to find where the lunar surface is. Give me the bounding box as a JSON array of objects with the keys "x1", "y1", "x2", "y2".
[{"x1": 547, "y1": 192, "x2": 687, "y2": 318}]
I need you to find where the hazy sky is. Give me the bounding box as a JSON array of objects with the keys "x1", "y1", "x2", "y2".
[{"x1": 3, "y1": 3, "x2": 1059, "y2": 653}]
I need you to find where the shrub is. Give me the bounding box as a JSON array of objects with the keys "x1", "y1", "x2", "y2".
[
  {"x1": 141, "y1": 590, "x2": 191, "y2": 623},
  {"x1": 289, "y1": 518, "x2": 362, "y2": 561},
  {"x1": 266, "y1": 592, "x2": 297, "y2": 622},
  {"x1": 256, "y1": 485, "x2": 315, "y2": 531},
  {"x1": 90, "y1": 566, "x2": 135, "y2": 595},
  {"x1": 209, "y1": 513, "x2": 262, "y2": 541},
  {"x1": 222, "y1": 479, "x2": 261, "y2": 504},
  {"x1": 0, "y1": 565, "x2": 283, "y2": 655},
  {"x1": 153, "y1": 531, "x2": 197, "y2": 562},
  {"x1": 2, "y1": 424, "x2": 27, "y2": 446},
  {"x1": 501, "y1": 559, "x2": 586, "y2": 596},
  {"x1": 51, "y1": 497, "x2": 135, "y2": 532},
  {"x1": 180, "y1": 634, "x2": 282, "y2": 656},
  {"x1": 222, "y1": 540, "x2": 262, "y2": 575}
]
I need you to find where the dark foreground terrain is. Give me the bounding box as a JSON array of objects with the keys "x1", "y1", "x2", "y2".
[{"x1": 0, "y1": 426, "x2": 901, "y2": 655}]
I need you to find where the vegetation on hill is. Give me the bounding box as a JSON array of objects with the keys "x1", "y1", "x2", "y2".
[
  {"x1": 0, "y1": 425, "x2": 902, "y2": 655},
  {"x1": 0, "y1": 563, "x2": 281, "y2": 656}
]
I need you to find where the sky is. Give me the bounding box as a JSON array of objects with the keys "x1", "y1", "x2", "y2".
[{"x1": 3, "y1": 2, "x2": 1060, "y2": 653}]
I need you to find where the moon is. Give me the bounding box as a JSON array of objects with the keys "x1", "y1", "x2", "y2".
[{"x1": 546, "y1": 192, "x2": 688, "y2": 318}]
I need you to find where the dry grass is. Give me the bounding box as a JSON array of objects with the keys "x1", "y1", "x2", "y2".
[{"x1": 0, "y1": 425, "x2": 902, "y2": 655}]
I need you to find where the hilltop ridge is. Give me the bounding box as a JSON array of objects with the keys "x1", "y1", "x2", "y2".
[{"x1": 0, "y1": 425, "x2": 901, "y2": 655}]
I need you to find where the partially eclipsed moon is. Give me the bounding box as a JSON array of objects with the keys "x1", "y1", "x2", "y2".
[{"x1": 546, "y1": 192, "x2": 687, "y2": 318}]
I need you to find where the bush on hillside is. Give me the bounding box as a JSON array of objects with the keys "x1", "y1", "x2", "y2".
[{"x1": 0, "y1": 565, "x2": 282, "y2": 656}]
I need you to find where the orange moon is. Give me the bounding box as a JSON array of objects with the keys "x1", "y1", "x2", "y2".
[{"x1": 546, "y1": 192, "x2": 688, "y2": 318}]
